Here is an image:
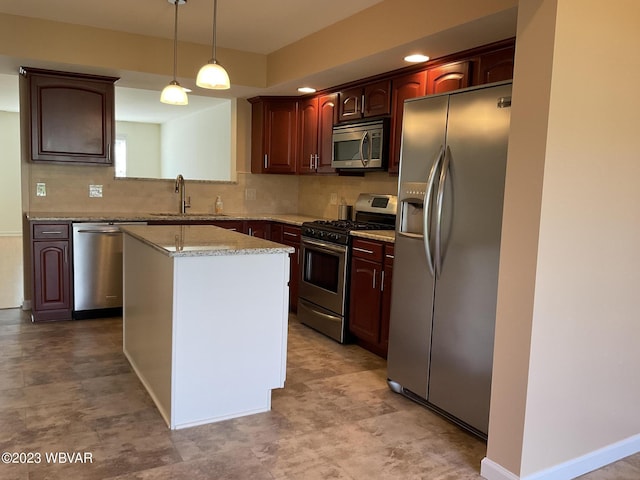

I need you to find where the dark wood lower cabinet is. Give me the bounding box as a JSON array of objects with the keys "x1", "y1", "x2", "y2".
[
  {"x1": 349, "y1": 238, "x2": 394, "y2": 357},
  {"x1": 281, "y1": 225, "x2": 301, "y2": 313},
  {"x1": 245, "y1": 221, "x2": 271, "y2": 239},
  {"x1": 31, "y1": 222, "x2": 72, "y2": 322}
]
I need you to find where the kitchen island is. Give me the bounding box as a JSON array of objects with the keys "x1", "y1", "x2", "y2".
[{"x1": 120, "y1": 224, "x2": 293, "y2": 430}]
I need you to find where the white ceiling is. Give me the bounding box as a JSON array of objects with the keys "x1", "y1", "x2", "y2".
[{"x1": 0, "y1": 0, "x2": 384, "y2": 55}]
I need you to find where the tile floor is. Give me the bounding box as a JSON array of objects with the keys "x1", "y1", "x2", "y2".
[{"x1": 0, "y1": 308, "x2": 638, "y2": 479}]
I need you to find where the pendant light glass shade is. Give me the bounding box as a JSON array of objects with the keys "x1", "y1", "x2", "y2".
[
  {"x1": 197, "y1": 61, "x2": 230, "y2": 90},
  {"x1": 197, "y1": 0, "x2": 230, "y2": 90},
  {"x1": 161, "y1": 0, "x2": 188, "y2": 105},
  {"x1": 161, "y1": 81, "x2": 189, "y2": 105}
]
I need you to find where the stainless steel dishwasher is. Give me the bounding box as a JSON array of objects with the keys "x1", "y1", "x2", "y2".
[{"x1": 72, "y1": 222, "x2": 145, "y2": 319}]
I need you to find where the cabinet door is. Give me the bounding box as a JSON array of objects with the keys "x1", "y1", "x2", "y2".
[
  {"x1": 245, "y1": 221, "x2": 271, "y2": 239},
  {"x1": 349, "y1": 256, "x2": 382, "y2": 344},
  {"x1": 363, "y1": 80, "x2": 391, "y2": 118},
  {"x1": 27, "y1": 71, "x2": 115, "y2": 165},
  {"x1": 298, "y1": 97, "x2": 319, "y2": 174},
  {"x1": 389, "y1": 71, "x2": 427, "y2": 174},
  {"x1": 282, "y1": 225, "x2": 301, "y2": 312},
  {"x1": 338, "y1": 86, "x2": 363, "y2": 122},
  {"x1": 476, "y1": 47, "x2": 515, "y2": 85},
  {"x1": 316, "y1": 93, "x2": 337, "y2": 173},
  {"x1": 265, "y1": 101, "x2": 298, "y2": 174},
  {"x1": 33, "y1": 241, "x2": 71, "y2": 316},
  {"x1": 380, "y1": 244, "x2": 395, "y2": 355},
  {"x1": 426, "y1": 61, "x2": 470, "y2": 95}
]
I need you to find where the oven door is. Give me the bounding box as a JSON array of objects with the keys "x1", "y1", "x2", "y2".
[{"x1": 299, "y1": 237, "x2": 348, "y2": 316}]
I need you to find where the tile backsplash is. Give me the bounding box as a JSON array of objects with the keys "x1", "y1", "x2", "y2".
[{"x1": 26, "y1": 162, "x2": 398, "y2": 219}]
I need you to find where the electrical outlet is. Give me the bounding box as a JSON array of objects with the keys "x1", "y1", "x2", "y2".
[
  {"x1": 89, "y1": 185, "x2": 103, "y2": 198},
  {"x1": 245, "y1": 188, "x2": 256, "y2": 201},
  {"x1": 330, "y1": 193, "x2": 338, "y2": 205},
  {"x1": 36, "y1": 183, "x2": 46, "y2": 197}
]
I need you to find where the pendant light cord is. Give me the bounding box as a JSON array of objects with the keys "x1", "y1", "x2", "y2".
[
  {"x1": 211, "y1": 0, "x2": 218, "y2": 61},
  {"x1": 172, "y1": 0, "x2": 179, "y2": 81}
]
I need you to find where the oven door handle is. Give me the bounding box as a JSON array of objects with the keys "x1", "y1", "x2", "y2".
[{"x1": 302, "y1": 237, "x2": 348, "y2": 254}]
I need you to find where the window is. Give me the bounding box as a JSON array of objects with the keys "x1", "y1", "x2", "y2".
[{"x1": 114, "y1": 136, "x2": 127, "y2": 177}]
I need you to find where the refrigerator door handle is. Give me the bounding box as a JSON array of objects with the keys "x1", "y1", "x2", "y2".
[
  {"x1": 424, "y1": 145, "x2": 445, "y2": 276},
  {"x1": 434, "y1": 145, "x2": 451, "y2": 278}
]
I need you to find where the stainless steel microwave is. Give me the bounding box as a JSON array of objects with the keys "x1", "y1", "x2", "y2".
[{"x1": 332, "y1": 119, "x2": 388, "y2": 170}]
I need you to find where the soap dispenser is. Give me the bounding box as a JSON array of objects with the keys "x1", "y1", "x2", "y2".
[{"x1": 214, "y1": 196, "x2": 224, "y2": 214}]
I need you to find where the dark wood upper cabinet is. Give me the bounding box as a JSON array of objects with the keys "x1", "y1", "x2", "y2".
[
  {"x1": 21, "y1": 67, "x2": 118, "y2": 165},
  {"x1": 388, "y1": 71, "x2": 427, "y2": 174},
  {"x1": 475, "y1": 46, "x2": 515, "y2": 85},
  {"x1": 250, "y1": 98, "x2": 298, "y2": 174},
  {"x1": 316, "y1": 93, "x2": 337, "y2": 173},
  {"x1": 298, "y1": 96, "x2": 319, "y2": 174},
  {"x1": 298, "y1": 93, "x2": 337, "y2": 174},
  {"x1": 338, "y1": 80, "x2": 391, "y2": 122},
  {"x1": 426, "y1": 61, "x2": 471, "y2": 95}
]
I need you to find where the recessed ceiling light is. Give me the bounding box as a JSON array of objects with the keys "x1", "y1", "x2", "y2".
[
  {"x1": 298, "y1": 87, "x2": 317, "y2": 94},
  {"x1": 404, "y1": 54, "x2": 430, "y2": 63}
]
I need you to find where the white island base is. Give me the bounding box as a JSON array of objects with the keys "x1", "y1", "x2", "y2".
[{"x1": 121, "y1": 227, "x2": 291, "y2": 430}]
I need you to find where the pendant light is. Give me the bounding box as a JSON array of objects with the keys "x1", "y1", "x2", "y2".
[
  {"x1": 161, "y1": 0, "x2": 188, "y2": 105},
  {"x1": 196, "y1": 0, "x2": 230, "y2": 90}
]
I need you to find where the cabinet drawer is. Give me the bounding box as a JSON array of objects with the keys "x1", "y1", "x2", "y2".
[
  {"x1": 282, "y1": 225, "x2": 301, "y2": 244},
  {"x1": 33, "y1": 223, "x2": 69, "y2": 240},
  {"x1": 352, "y1": 238, "x2": 383, "y2": 262},
  {"x1": 384, "y1": 243, "x2": 395, "y2": 266}
]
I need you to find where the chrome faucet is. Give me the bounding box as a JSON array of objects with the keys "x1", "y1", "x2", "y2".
[{"x1": 174, "y1": 174, "x2": 191, "y2": 214}]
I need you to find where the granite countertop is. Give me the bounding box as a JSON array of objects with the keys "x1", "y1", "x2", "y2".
[
  {"x1": 26, "y1": 212, "x2": 321, "y2": 226},
  {"x1": 120, "y1": 225, "x2": 295, "y2": 257},
  {"x1": 26, "y1": 211, "x2": 397, "y2": 242},
  {"x1": 350, "y1": 230, "x2": 396, "y2": 243}
]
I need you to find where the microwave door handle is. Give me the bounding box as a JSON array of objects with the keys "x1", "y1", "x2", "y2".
[{"x1": 359, "y1": 131, "x2": 369, "y2": 167}]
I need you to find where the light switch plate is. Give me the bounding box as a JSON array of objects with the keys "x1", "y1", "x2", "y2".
[
  {"x1": 245, "y1": 188, "x2": 256, "y2": 201},
  {"x1": 36, "y1": 183, "x2": 46, "y2": 197},
  {"x1": 330, "y1": 193, "x2": 338, "y2": 205},
  {"x1": 89, "y1": 185, "x2": 103, "y2": 198}
]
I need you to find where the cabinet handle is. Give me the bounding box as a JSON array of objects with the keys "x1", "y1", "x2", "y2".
[
  {"x1": 264, "y1": 154, "x2": 268, "y2": 169},
  {"x1": 40, "y1": 231, "x2": 63, "y2": 235},
  {"x1": 361, "y1": 94, "x2": 365, "y2": 115},
  {"x1": 314, "y1": 154, "x2": 319, "y2": 170},
  {"x1": 310, "y1": 154, "x2": 314, "y2": 169},
  {"x1": 284, "y1": 231, "x2": 297, "y2": 237},
  {"x1": 372, "y1": 268, "x2": 377, "y2": 289},
  {"x1": 107, "y1": 143, "x2": 111, "y2": 161},
  {"x1": 353, "y1": 247, "x2": 374, "y2": 255},
  {"x1": 381, "y1": 270, "x2": 385, "y2": 292},
  {"x1": 63, "y1": 245, "x2": 68, "y2": 264},
  {"x1": 248, "y1": 227, "x2": 253, "y2": 236}
]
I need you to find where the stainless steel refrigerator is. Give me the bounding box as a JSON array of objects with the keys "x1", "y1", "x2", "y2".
[{"x1": 387, "y1": 82, "x2": 512, "y2": 438}]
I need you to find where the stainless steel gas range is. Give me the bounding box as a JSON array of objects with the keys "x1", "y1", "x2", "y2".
[{"x1": 298, "y1": 193, "x2": 397, "y2": 343}]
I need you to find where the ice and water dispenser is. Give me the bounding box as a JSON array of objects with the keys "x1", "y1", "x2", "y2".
[{"x1": 398, "y1": 182, "x2": 428, "y2": 238}]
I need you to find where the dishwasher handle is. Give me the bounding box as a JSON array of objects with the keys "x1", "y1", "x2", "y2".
[{"x1": 75, "y1": 229, "x2": 122, "y2": 234}]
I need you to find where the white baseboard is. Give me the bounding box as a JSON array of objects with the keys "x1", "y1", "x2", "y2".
[
  {"x1": 481, "y1": 433, "x2": 640, "y2": 480},
  {"x1": 481, "y1": 458, "x2": 519, "y2": 480}
]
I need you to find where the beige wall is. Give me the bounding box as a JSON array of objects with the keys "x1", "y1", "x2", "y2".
[
  {"x1": 487, "y1": 0, "x2": 640, "y2": 477},
  {"x1": 0, "y1": 110, "x2": 23, "y2": 308},
  {"x1": 0, "y1": 111, "x2": 21, "y2": 232}
]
